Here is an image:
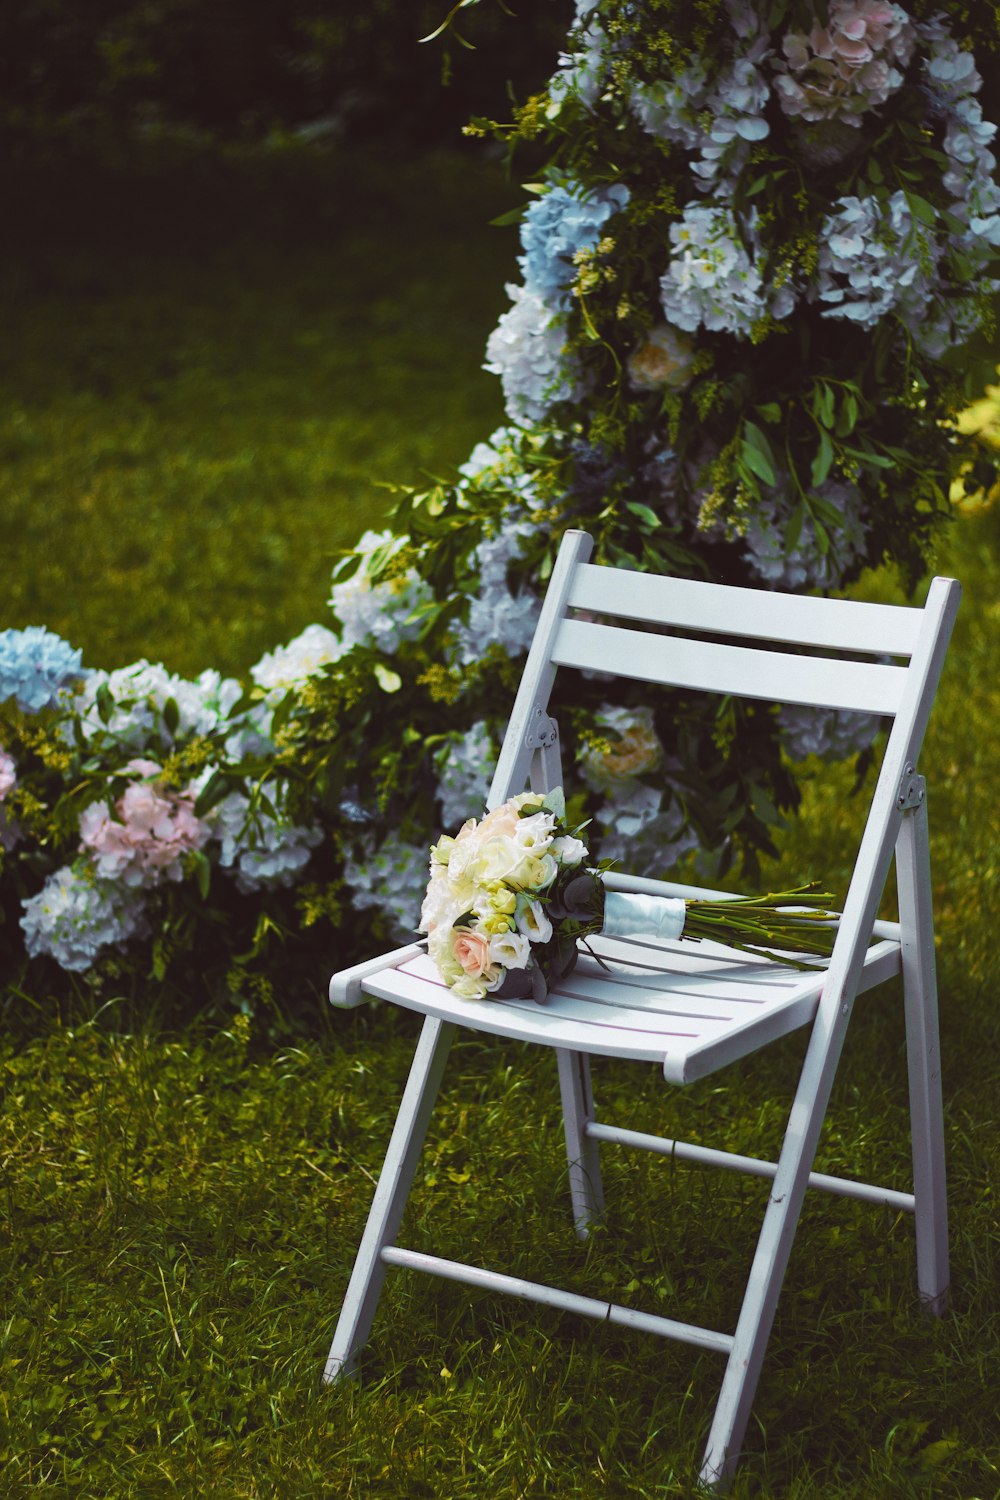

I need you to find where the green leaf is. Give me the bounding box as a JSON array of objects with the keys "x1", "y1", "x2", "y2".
[
  {"x1": 373, "y1": 663, "x2": 402, "y2": 694},
  {"x1": 784, "y1": 503, "x2": 805, "y2": 555},
  {"x1": 756, "y1": 402, "x2": 782, "y2": 423},
  {"x1": 906, "y1": 191, "x2": 937, "y2": 227},
  {"x1": 742, "y1": 421, "x2": 777, "y2": 485},
  {"x1": 843, "y1": 445, "x2": 895, "y2": 470},
  {"x1": 96, "y1": 683, "x2": 115, "y2": 725},
  {"x1": 162, "y1": 696, "x2": 180, "y2": 736},
  {"x1": 810, "y1": 429, "x2": 834, "y2": 488},
  {"x1": 541, "y1": 787, "x2": 566, "y2": 820},
  {"x1": 193, "y1": 769, "x2": 233, "y2": 818},
  {"x1": 814, "y1": 382, "x2": 835, "y2": 429},
  {"x1": 836, "y1": 389, "x2": 859, "y2": 437},
  {"x1": 626, "y1": 500, "x2": 661, "y2": 530},
  {"x1": 489, "y1": 206, "x2": 527, "y2": 228},
  {"x1": 192, "y1": 849, "x2": 211, "y2": 900}
]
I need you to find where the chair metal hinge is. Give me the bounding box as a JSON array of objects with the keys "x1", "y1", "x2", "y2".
[
  {"x1": 896, "y1": 762, "x2": 926, "y2": 811},
  {"x1": 525, "y1": 708, "x2": 559, "y2": 750}
]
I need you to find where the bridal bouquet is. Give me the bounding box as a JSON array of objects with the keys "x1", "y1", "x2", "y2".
[{"x1": 420, "y1": 788, "x2": 839, "y2": 1001}]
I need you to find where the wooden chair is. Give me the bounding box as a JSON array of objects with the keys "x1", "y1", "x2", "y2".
[{"x1": 324, "y1": 528, "x2": 960, "y2": 1488}]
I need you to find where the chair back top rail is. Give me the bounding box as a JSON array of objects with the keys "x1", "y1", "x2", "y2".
[
  {"x1": 552, "y1": 618, "x2": 907, "y2": 714},
  {"x1": 566, "y1": 563, "x2": 926, "y2": 657}
]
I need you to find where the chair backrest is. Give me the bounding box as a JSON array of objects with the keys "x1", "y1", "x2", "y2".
[{"x1": 488, "y1": 529, "x2": 960, "y2": 1015}]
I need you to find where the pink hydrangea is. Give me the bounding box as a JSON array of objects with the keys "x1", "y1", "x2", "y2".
[
  {"x1": 774, "y1": 0, "x2": 915, "y2": 126},
  {"x1": 79, "y1": 758, "x2": 209, "y2": 888},
  {"x1": 0, "y1": 746, "x2": 15, "y2": 802}
]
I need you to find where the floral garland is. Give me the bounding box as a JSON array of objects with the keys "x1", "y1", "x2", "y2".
[{"x1": 2, "y1": 1, "x2": 999, "y2": 987}]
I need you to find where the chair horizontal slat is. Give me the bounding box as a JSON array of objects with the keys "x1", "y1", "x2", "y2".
[
  {"x1": 566, "y1": 564, "x2": 923, "y2": 656},
  {"x1": 551, "y1": 618, "x2": 907, "y2": 713}
]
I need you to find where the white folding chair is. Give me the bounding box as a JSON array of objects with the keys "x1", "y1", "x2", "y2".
[{"x1": 324, "y1": 528, "x2": 960, "y2": 1488}]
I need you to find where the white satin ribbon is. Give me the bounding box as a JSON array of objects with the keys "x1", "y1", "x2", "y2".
[{"x1": 602, "y1": 891, "x2": 686, "y2": 942}]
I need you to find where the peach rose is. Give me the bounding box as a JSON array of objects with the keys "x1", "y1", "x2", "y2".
[{"x1": 452, "y1": 927, "x2": 493, "y2": 978}]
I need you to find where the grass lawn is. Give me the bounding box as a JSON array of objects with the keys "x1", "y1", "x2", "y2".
[
  {"x1": 1, "y1": 142, "x2": 999, "y2": 1497},
  {"x1": 0, "y1": 142, "x2": 516, "y2": 676}
]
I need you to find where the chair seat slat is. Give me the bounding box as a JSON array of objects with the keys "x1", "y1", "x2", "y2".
[
  {"x1": 552, "y1": 619, "x2": 907, "y2": 714},
  {"x1": 567, "y1": 564, "x2": 923, "y2": 656},
  {"x1": 360, "y1": 940, "x2": 899, "y2": 1084}
]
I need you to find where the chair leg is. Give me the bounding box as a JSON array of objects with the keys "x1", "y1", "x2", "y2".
[
  {"x1": 323, "y1": 1014, "x2": 456, "y2": 1383},
  {"x1": 698, "y1": 1000, "x2": 851, "y2": 1490},
  {"x1": 896, "y1": 803, "x2": 949, "y2": 1314},
  {"x1": 556, "y1": 1049, "x2": 604, "y2": 1238}
]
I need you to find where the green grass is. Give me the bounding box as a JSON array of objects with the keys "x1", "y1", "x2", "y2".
[{"x1": 2, "y1": 143, "x2": 1000, "y2": 1496}]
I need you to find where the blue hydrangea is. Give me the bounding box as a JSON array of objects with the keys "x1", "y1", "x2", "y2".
[
  {"x1": 0, "y1": 627, "x2": 83, "y2": 712},
  {"x1": 519, "y1": 182, "x2": 630, "y2": 308}
]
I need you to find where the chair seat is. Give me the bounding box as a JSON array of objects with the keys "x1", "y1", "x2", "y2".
[{"x1": 361, "y1": 932, "x2": 902, "y2": 1085}]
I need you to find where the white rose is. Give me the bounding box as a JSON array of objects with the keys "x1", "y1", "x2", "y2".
[
  {"x1": 489, "y1": 930, "x2": 533, "y2": 970},
  {"x1": 515, "y1": 897, "x2": 553, "y2": 944},
  {"x1": 551, "y1": 834, "x2": 588, "y2": 867}
]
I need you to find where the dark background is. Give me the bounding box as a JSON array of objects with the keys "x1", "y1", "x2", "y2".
[{"x1": 0, "y1": 0, "x2": 572, "y2": 152}]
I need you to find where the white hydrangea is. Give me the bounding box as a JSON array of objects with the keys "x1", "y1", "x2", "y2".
[
  {"x1": 633, "y1": 39, "x2": 771, "y2": 190},
  {"x1": 449, "y1": 522, "x2": 543, "y2": 668},
  {"x1": 329, "y1": 530, "x2": 432, "y2": 655},
  {"x1": 20, "y1": 865, "x2": 147, "y2": 972},
  {"x1": 659, "y1": 203, "x2": 795, "y2": 338},
  {"x1": 593, "y1": 782, "x2": 699, "y2": 878},
  {"x1": 484, "y1": 284, "x2": 580, "y2": 426},
  {"x1": 742, "y1": 483, "x2": 869, "y2": 592},
  {"x1": 814, "y1": 192, "x2": 938, "y2": 332},
  {"x1": 778, "y1": 706, "x2": 881, "y2": 762},
  {"x1": 70, "y1": 661, "x2": 242, "y2": 749},
  {"x1": 435, "y1": 721, "x2": 498, "y2": 830},
  {"x1": 547, "y1": 3, "x2": 610, "y2": 116},
  {"x1": 209, "y1": 791, "x2": 322, "y2": 894},
  {"x1": 250, "y1": 623, "x2": 344, "y2": 695},
  {"x1": 345, "y1": 832, "x2": 429, "y2": 939},
  {"x1": 0, "y1": 745, "x2": 18, "y2": 851},
  {"x1": 916, "y1": 19, "x2": 1000, "y2": 356}
]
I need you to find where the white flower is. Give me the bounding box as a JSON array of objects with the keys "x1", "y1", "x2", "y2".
[
  {"x1": 69, "y1": 661, "x2": 242, "y2": 749},
  {"x1": 778, "y1": 706, "x2": 881, "y2": 761},
  {"x1": 20, "y1": 865, "x2": 147, "y2": 972},
  {"x1": 515, "y1": 896, "x2": 553, "y2": 944},
  {"x1": 659, "y1": 203, "x2": 793, "y2": 338},
  {"x1": 551, "y1": 834, "x2": 587, "y2": 867},
  {"x1": 435, "y1": 722, "x2": 498, "y2": 829},
  {"x1": 329, "y1": 530, "x2": 432, "y2": 655},
  {"x1": 489, "y1": 930, "x2": 532, "y2": 970},
  {"x1": 250, "y1": 624, "x2": 343, "y2": 694},
  {"x1": 208, "y1": 790, "x2": 322, "y2": 893},
  {"x1": 484, "y1": 284, "x2": 580, "y2": 426},
  {"x1": 346, "y1": 832, "x2": 429, "y2": 938}
]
